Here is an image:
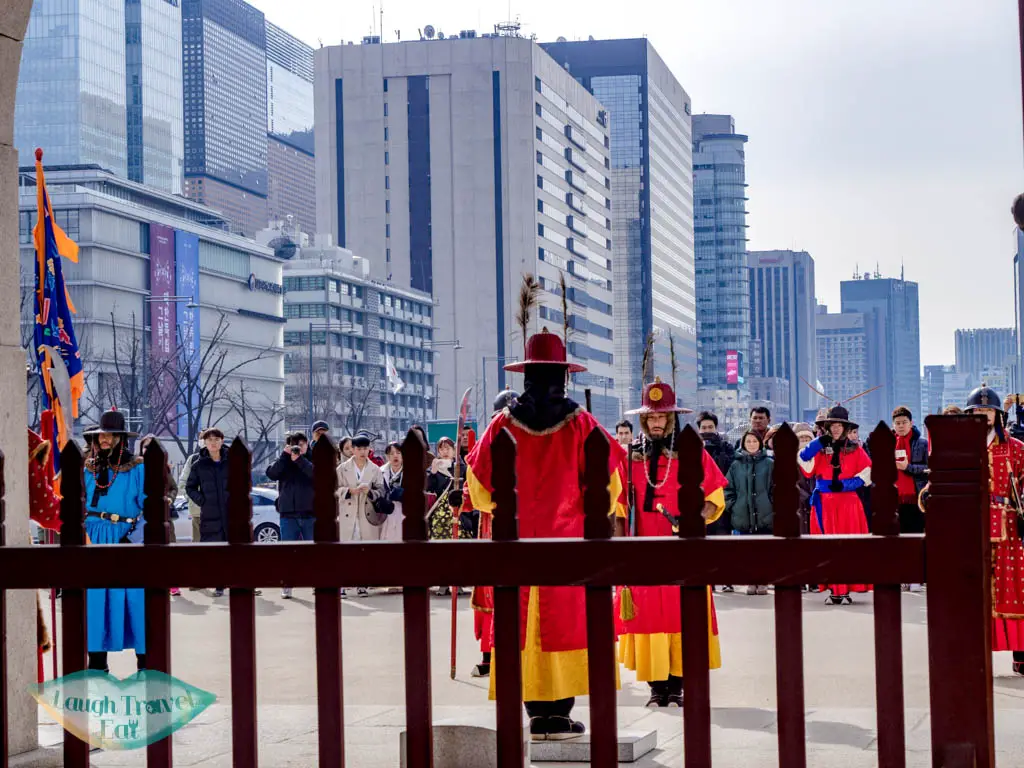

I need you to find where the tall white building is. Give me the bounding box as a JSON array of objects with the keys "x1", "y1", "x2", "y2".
[{"x1": 314, "y1": 34, "x2": 618, "y2": 425}]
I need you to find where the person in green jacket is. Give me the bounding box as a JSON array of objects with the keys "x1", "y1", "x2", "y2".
[{"x1": 725, "y1": 431, "x2": 774, "y2": 595}]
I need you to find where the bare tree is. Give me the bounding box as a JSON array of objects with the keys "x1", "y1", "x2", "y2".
[
  {"x1": 149, "y1": 312, "x2": 274, "y2": 457},
  {"x1": 227, "y1": 381, "x2": 286, "y2": 470},
  {"x1": 337, "y1": 379, "x2": 382, "y2": 437}
]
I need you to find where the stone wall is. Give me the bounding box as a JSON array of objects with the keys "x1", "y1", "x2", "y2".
[{"x1": 1, "y1": 0, "x2": 41, "y2": 757}]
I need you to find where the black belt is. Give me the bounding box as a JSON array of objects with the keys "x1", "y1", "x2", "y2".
[{"x1": 87, "y1": 511, "x2": 138, "y2": 524}]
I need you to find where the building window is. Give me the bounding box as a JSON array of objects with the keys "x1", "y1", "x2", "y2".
[
  {"x1": 536, "y1": 150, "x2": 543, "y2": 165},
  {"x1": 537, "y1": 199, "x2": 543, "y2": 213},
  {"x1": 385, "y1": 151, "x2": 389, "y2": 165},
  {"x1": 535, "y1": 76, "x2": 541, "y2": 93},
  {"x1": 384, "y1": 126, "x2": 389, "y2": 141},
  {"x1": 384, "y1": 102, "x2": 389, "y2": 116},
  {"x1": 386, "y1": 248, "x2": 391, "y2": 262},
  {"x1": 383, "y1": 78, "x2": 389, "y2": 92},
  {"x1": 385, "y1": 176, "x2": 390, "y2": 190},
  {"x1": 385, "y1": 199, "x2": 390, "y2": 213},
  {"x1": 536, "y1": 126, "x2": 543, "y2": 141},
  {"x1": 537, "y1": 175, "x2": 543, "y2": 189},
  {"x1": 535, "y1": 102, "x2": 542, "y2": 117},
  {"x1": 386, "y1": 223, "x2": 391, "y2": 238},
  {"x1": 538, "y1": 223, "x2": 544, "y2": 236}
]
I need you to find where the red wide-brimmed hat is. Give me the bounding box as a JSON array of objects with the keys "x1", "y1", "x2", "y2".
[
  {"x1": 625, "y1": 378, "x2": 693, "y2": 415},
  {"x1": 504, "y1": 329, "x2": 587, "y2": 373}
]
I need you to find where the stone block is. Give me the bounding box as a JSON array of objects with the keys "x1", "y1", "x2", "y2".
[
  {"x1": 0, "y1": 31, "x2": 25, "y2": 146},
  {"x1": 0, "y1": 143, "x2": 22, "y2": 349},
  {"x1": 0, "y1": 0, "x2": 32, "y2": 43},
  {"x1": 400, "y1": 713, "x2": 530, "y2": 768},
  {"x1": 530, "y1": 729, "x2": 658, "y2": 763}
]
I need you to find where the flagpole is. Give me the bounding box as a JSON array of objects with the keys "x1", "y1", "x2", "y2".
[{"x1": 383, "y1": 308, "x2": 391, "y2": 442}]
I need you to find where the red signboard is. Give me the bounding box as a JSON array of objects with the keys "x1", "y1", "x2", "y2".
[{"x1": 726, "y1": 350, "x2": 739, "y2": 384}]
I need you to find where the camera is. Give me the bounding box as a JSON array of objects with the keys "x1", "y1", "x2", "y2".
[{"x1": 290, "y1": 446, "x2": 301, "y2": 456}]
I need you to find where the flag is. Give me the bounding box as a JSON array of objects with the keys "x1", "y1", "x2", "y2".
[
  {"x1": 385, "y1": 355, "x2": 405, "y2": 395},
  {"x1": 33, "y1": 148, "x2": 84, "y2": 478}
]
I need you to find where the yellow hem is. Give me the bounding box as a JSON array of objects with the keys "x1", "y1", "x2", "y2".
[{"x1": 490, "y1": 586, "x2": 620, "y2": 702}]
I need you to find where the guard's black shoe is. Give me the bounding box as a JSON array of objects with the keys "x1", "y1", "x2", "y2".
[
  {"x1": 530, "y1": 716, "x2": 586, "y2": 740},
  {"x1": 666, "y1": 693, "x2": 684, "y2": 707},
  {"x1": 1013, "y1": 661, "x2": 1024, "y2": 676},
  {"x1": 645, "y1": 692, "x2": 667, "y2": 708}
]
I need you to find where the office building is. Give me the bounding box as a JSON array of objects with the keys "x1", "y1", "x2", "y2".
[
  {"x1": 266, "y1": 21, "x2": 316, "y2": 235},
  {"x1": 922, "y1": 364, "x2": 951, "y2": 417},
  {"x1": 315, "y1": 34, "x2": 618, "y2": 425},
  {"x1": 15, "y1": 0, "x2": 183, "y2": 193},
  {"x1": 941, "y1": 371, "x2": 973, "y2": 412},
  {"x1": 692, "y1": 114, "x2": 749, "y2": 387},
  {"x1": 815, "y1": 310, "x2": 881, "y2": 428},
  {"x1": 840, "y1": 272, "x2": 921, "y2": 422},
  {"x1": 748, "y1": 250, "x2": 817, "y2": 420},
  {"x1": 277, "y1": 232, "x2": 437, "y2": 442},
  {"x1": 540, "y1": 38, "x2": 696, "y2": 410},
  {"x1": 954, "y1": 328, "x2": 1016, "y2": 381},
  {"x1": 182, "y1": 0, "x2": 268, "y2": 236},
  {"x1": 747, "y1": 376, "x2": 791, "y2": 424},
  {"x1": 18, "y1": 165, "x2": 285, "y2": 457}
]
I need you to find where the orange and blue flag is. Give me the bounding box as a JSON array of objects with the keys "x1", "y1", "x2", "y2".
[{"x1": 33, "y1": 148, "x2": 84, "y2": 477}]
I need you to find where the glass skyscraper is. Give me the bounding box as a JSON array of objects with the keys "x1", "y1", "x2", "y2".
[
  {"x1": 182, "y1": 0, "x2": 268, "y2": 236},
  {"x1": 840, "y1": 274, "x2": 921, "y2": 421},
  {"x1": 693, "y1": 114, "x2": 749, "y2": 387},
  {"x1": 541, "y1": 38, "x2": 696, "y2": 408},
  {"x1": 16, "y1": 0, "x2": 183, "y2": 195},
  {"x1": 266, "y1": 21, "x2": 315, "y2": 235}
]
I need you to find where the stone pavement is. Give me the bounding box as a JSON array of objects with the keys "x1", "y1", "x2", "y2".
[{"x1": 30, "y1": 588, "x2": 1024, "y2": 766}]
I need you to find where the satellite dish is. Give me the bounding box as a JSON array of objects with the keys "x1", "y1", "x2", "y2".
[
  {"x1": 556, "y1": 36, "x2": 567, "y2": 43},
  {"x1": 437, "y1": 30, "x2": 445, "y2": 39},
  {"x1": 588, "y1": 35, "x2": 594, "y2": 41},
  {"x1": 424, "y1": 24, "x2": 435, "y2": 39}
]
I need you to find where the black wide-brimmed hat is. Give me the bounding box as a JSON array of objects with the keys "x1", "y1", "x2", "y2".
[
  {"x1": 84, "y1": 408, "x2": 137, "y2": 438},
  {"x1": 815, "y1": 404, "x2": 858, "y2": 430}
]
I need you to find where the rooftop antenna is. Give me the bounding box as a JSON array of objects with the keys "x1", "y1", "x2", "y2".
[{"x1": 900, "y1": 258, "x2": 904, "y2": 281}]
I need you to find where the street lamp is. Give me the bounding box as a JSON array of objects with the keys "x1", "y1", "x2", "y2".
[
  {"x1": 305, "y1": 320, "x2": 355, "y2": 431},
  {"x1": 141, "y1": 294, "x2": 197, "y2": 434},
  {"x1": 423, "y1": 339, "x2": 461, "y2": 416}
]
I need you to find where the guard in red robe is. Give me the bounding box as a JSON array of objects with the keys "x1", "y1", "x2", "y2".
[
  {"x1": 465, "y1": 388, "x2": 519, "y2": 679},
  {"x1": 613, "y1": 378, "x2": 727, "y2": 707},
  {"x1": 799, "y1": 404, "x2": 872, "y2": 604},
  {"x1": 963, "y1": 385, "x2": 1024, "y2": 674},
  {"x1": 465, "y1": 330, "x2": 624, "y2": 740}
]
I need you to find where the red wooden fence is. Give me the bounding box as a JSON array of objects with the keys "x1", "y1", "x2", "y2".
[{"x1": 0, "y1": 415, "x2": 994, "y2": 768}]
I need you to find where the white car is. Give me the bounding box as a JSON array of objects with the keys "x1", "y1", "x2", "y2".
[{"x1": 172, "y1": 488, "x2": 281, "y2": 543}]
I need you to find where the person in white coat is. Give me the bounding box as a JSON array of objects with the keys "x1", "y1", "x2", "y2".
[
  {"x1": 380, "y1": 442, "x2": 404, "y2": 542},
  {"x1": 336, "y1": 434, "x2": 385, "y2": 597}
]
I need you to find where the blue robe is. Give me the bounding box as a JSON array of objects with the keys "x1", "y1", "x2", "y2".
[{"x1": 84, "y1": 459, "x2": 146, "y2": 653}]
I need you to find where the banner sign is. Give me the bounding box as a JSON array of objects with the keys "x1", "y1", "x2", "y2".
[
  {"x1": 726, "y1": 350, "x2": 739, "y2": 385},
  {"x1": 149, "y1": 224, "x2": 177, "y2": 431},
  {"x1": 174, "y1": 230, "x2": 200, "y2": 435}
]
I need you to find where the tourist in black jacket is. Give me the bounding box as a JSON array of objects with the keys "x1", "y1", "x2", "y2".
[
  {"x1": 697, "y1": 411, "x2": 736, "y2": 537},
  {"x1": 267, "y1": 431, "x2": 315, "y2": 599},
  {"x1": 185, "y1": 428, "x2": 229, "y2": 596}
]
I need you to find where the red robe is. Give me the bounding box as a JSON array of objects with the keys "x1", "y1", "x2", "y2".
[
  {"x1": 988, "y1": 434, "x2": 1024, "y2": 651},
  {"x1": 800, "y1": 439, "x2": 872, "y2": 596},
  {"x1": 466, "y1": 408, "x2": 624, "y2": 701},
  {"x1": 614, "y1": 445, "x2": 727, "y2": 680}
]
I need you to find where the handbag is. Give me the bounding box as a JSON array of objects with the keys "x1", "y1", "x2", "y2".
[{"x1": 366, "y1": 492, "x2": 393, "y2": 526}]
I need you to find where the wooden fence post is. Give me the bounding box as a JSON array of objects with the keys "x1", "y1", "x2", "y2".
[
  {"x1": 142, "y1": 439, "x2": 173, "y2": 768},
  {"x1": 582, "y1": 428, "x2": 616, "y2": 768},
  {"x1": 400, "y1": 428, "x2": 434, "y2": 768},
  {"x1": 867, "y1": 421, "x2": 906, "y2": 768},
  {"x1": 490, "y1": 428, "x2": 523, "y2": 768},
  {"x1": 312, "y1": 435, "x2": 344, "y2": 768},
  {"x1": 924, "y1": 414, "x2": 993, "y2": 768},
  {"x1": 771, "y1": 423, "x2": 806, "y2": 768},
  {"x1": 226, "y1": 437, "x2": 258, "y2": 768},
  {"x1": 676, "y1": 424, "x2": 711, "y2": 768},
  {"x1": 59, "y1": 441, "x2": 89, "y2": 768}
]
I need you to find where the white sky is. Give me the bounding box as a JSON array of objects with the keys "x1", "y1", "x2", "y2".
[{"x1": 251, "y1": 0, "x2": 1024, "y2": 368}]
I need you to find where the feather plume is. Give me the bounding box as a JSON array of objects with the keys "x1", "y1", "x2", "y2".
[
  {"x1": 801, "y1": 376, "x2": 834, "y2": 403},
  {"x1": 669, "y1": 333, "x2": 678, "y2": 395},
  {"x1": 516, "y1": 273, "x2": 541, "y2": 354},
  {"x1": 559, "y1": 270, "x2": 570, "y2": 345},
  {"x1": 641, "y1": 332, "x2": 655, "y2": 383},
  {"x1": 842, "y1": 384, "x2": 883, "y2": 405}
]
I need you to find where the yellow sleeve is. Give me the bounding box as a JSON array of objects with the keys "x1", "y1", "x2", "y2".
[
  {"x1": 609, "y1": 469, "x2": 626, "y2": 518},
  {"x1": 704, "y1": 487, "x2": 726, "y2": 525},
  {"x1": 465, "y1": 464, "x2": 495, "y2": 515}
]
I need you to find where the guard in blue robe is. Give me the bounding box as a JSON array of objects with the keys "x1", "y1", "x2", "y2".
[{"x1": 83, "y1": 409, "x2": 147, "y2": 672}]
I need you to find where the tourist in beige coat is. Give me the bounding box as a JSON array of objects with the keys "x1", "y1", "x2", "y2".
[{"x1": 336, "y1": 435, "x2": 385, "y2": 597}]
